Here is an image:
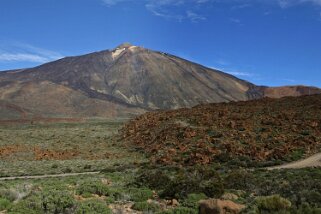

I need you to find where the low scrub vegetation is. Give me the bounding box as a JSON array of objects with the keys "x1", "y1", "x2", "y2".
[
  {"x1": 0, "y1": 119, "x2": 320, "y2": 213},
  {"x1": 76, "y1": 200, "x2": 112, "y2": 214},
  {"x1": 76, "y1": 181, "x2": 110, "y2": 197},
  {"x1": 132, "y1": 201, "x2": 160, "y2": 212},
  {"x1": 0, "y1": 120, "x2": 146, "y2": 177}
]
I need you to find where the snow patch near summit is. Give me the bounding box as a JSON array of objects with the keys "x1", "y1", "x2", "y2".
[{"x1": 112, "y1": 48, "x2": 125, "y2": 60}]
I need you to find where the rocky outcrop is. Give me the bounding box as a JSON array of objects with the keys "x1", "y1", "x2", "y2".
[{"x1": 199, "y1": 199, "x2": 245, "y2": 214}]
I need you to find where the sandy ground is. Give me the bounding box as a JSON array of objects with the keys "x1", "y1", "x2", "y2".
[
  {"x1": 0, "y1": 171, "x2": 100, "y2": 181},
  {"x1": 268, "y1": 152, "x2": 321, "y2": 170}
]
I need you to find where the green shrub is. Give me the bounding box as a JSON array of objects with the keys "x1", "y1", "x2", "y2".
[
  {"x1": 76, "y1": 181, "x2": 110, "y2": 197},
  {"x1": 62, "y1": 167, "x2": 73, "y2": 173},
  {"x1": 81, "y1": 192, "x2": 93, "y2": 198},
  {"x1": 128, "y1": 188, "x2": 153, "y2": 202},
  {"x1": 207, "y1": 130, "x2": 223, "y2": 138},
  {"x1": 76, "y1": 200, "x2": 112, "y2": 214},
  {"x1": 289, "y1": 149, "x2": 304, "y2": 161},
  {"x1": 105, "y1": 196, "x2": 115, "y2": 204},
  {"x1": 182, "y1": 193, "x2": 207, "y2": 209},
  {"x1": 160, "y1": 174, "x2": 200, "y2": 199},
  {"x1": 300, "y1": 190, "x2": 321, "y2": 207},
  {"x1": 132, "y1": 201, "x2": 160, "y2": 212},
  {"x1": 0, "y1": 198, "x2": 11, "y2": 210},
  {"x1": 8, "y1": 195, "x2": 42, "y2": 214},
  {"x1": 292, "y1": 203, "x2": 321, "y2": 214},
  {"x1": 136, "y1": 165, "x2": 224, "y2": 200},
  {"x1": 225, "y1": 169, "x2": 255, "y2": 190},
  {"x1": 0, "y1": 184, "x2": 34, "y2": 203},
  {"x1": 201, "y1": 179, "x2": 224, "y2": 198},
  {"x1": 134, "y1": 169, "x2": 171, "y2": 190},
  {"x1": 300, "y1": 130, "x2": 310, "y2": 136},
  {"x1": 158, "y1": 207, "x2": 198, "y2": 214},
  {"x1": 0, "y1": 188, "x2": 18, "y2": 202},
  {"x1": 255, "y1": 195, "x2": 291, "y2": 211},
  {"x1": 160, "y1": 167, "x2": 223, "y2": 199},
  {"x1": 109, "y1": 187, "x2": 130, "y2": 202},
  {"x1": 83, "y1": 164, "x2": 92, "y2": 170},
  {"x1": 41, "y1": 189, "x2": 76, "y2": 213}
]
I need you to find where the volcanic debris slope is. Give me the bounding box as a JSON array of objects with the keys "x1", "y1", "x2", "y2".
[{"x1": 121, "y1": 95, "x2": 321, "y2": 166}]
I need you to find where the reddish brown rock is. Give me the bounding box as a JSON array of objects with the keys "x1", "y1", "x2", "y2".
[
  {"x1": 121, "y1": 95, "x2": 321, "y2": 166},
  {"x1": 199, "y1": 199, "x2": 245, "y2": 214}
]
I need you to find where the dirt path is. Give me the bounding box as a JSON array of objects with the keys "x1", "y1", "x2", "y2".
[
  {"x1": 268, "y1": 153, "x2": 321, "y2": 170},
  {"x1": 1, "y1": 153, "x2": 321, "y2": 181},
  {"x1": 0, "y1": 171, "x2": 100, "y2": 181}
]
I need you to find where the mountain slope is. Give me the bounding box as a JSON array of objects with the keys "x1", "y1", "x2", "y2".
[
  {"x1": 0, "y1": 81, "x2": 143, "y2": 118},
  {"x1": 262, "y1": 85, "x2": 321, "y2": 98},
  {"x1": 0, "y1": 43, "x2": 320, "y2": 119}
]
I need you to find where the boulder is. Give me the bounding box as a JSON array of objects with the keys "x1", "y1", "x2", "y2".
[
  {"x1": 199, "y1": 199, "x2": 245, "y2": 214},
  {"x1": 166, "y1": 199, "x2": 180, "y2": 207},
  {"x1": 221, "y1": 193, "x2": 238, "y2": 201},
  {"x1": 171, "y1": 199, "x2": 180, "y2": 207}
]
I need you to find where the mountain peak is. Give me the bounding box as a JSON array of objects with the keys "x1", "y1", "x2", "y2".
[{"x1": 116, "y1": 42, "x2": 134, "y2": 49}]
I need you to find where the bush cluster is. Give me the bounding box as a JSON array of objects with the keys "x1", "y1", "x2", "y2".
[
  {"x1": 41, "y1": 189, "x2": 76, "y2": 214},
  {"x1": 6, "y1": 188, "x2": 112, "y2": 214},
  {"x1": 159, "y1": 207, "x2": 198, "y2": 214},
  {"x1": 135, "y1": 165, "x2": 224, "y2": 199},
  {"x1": 0, "y1": 198, "x2": 11, "y2": 211},
  {"x1": 255, "y1": 195, "x2": 292, "y2": 211},
  {"x1": 76, "y1": 181, "x2": 110, "y2": 197},
  {"x1": 76, "y1": 200, "x2": 111, "y2": 214},
  {"x1": 132, "y1": 201, "x2": 160, "y2": 212},
  {"x1": 128, "y1": 188, "x2": 153, "y2": 202}
]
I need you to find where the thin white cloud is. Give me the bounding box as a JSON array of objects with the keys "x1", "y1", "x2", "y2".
[
  {"x1": 229, "y1": 18, "x2": 241, "y2": 24},
  {"x1": 102, "y1": 0, "x2": 210, "y2": 22},
  {"x1": 0, "y1": 42, "x2": 63, "y2": 63},
  {"x1": 0, "y1": 53, "x2": 49, "y2": 63},
  {"x1": 146, "y1": 0, "x2": 208, "y2": 22},
  {"x1": 225, "y1": 71, "x2": 253, "y2": 77},
  {"x1": 231, "y1": 3, "x2": 252, "y2": 10},
  {"x1": 210, "y1": 66, "x2": 254, "y2": 77},
  {"x1": 277, "y1": 0, "x2": 321, "y2": 8},
  {"x1": 277, "y1": 0, "x2": 293, "y2": 8},
  {"x1": 210, "y1": 0, "x2": 321, "y2": 8},
  {"x1": 102, "y1": 0, "x2": 321, "y2": 21},
  {"x1": 102, "y1": 0, "x2": 131, "y2": 6},
  {"x1": 215, "y1": 59, "x2": 229, "y2": 66},
  {"x1": 145, "y1": 1, "x2": 185, "y2": 21},
  {"x1": 195, "y1": 0, "x2": 210, "y2": 3},
  {"x1": 186, "y1": 10, "x2": 207, "y2": 22},
  {"x1": 264, "y1": 11, "x2": 272, "y2": 15},
  {"x1": 282, "y1": 78, "x2": 297, "y2": 83}
]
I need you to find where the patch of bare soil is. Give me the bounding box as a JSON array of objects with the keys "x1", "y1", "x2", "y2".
[
  {"x1": 0, "y1": 145, "x2": 28, "y2": 158},
  {"x1": 0, "y1": 144, "x2": 122, "y2": 161},
  {"x1": 33, "y1": 147, "x2": 80, "y2": 160}
]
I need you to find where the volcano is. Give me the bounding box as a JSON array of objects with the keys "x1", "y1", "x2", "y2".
[{"x1": 0, "y1": 43, "x2": 320, "y2": 119}]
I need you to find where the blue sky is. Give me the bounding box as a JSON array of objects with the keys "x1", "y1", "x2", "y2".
[{"x1": 0, "y1": 0, "x2": 321, "y2": 87}]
